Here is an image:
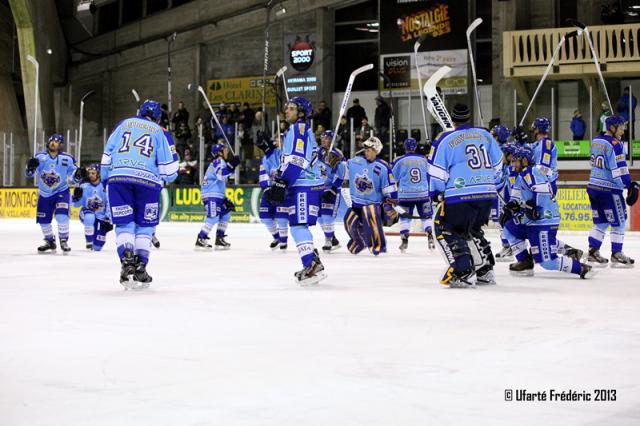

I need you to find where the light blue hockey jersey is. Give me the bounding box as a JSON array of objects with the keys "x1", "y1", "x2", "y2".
[
  {"x1": 25, "y1": 151, "x2": 79, "y2": 197},
  {"x1": 392, "y1": 153, "x2": 430, "y2": 200},
  {"x1": 428, "y1": 125, "x2": 503, "y2": 203},
  {"x1": 532, "y1": 137, "x2": 558, "y2": 183},
  {"x1": 101, "y1": 117, "x2": 179, "y2": 188},
  {"x1": 588, "y1": 134, "x2": 631, "y2": 192},
  {"x1": 316, "y1": 148, "x2": 347, "y2": 191},
  {"x1": 259, "y1": 147, "x2": 282, "y2": 189},
  {"x1": 278, "y1": 119, "x2": 323, "y2": 187},
  {"x1": 347, "y1": 156, "x2": 397, "y2": 207},
  {"x1": 72, "y1": 181, "x2": 109, "y2": 221},
  {"x1": 201, "y1": 158, "x2": 233, "y2": 200},
  {"x1": 511, "y1": 166, "x2": 560, "y2": 227}
]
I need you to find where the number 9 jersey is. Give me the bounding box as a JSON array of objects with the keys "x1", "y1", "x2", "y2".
[
  {"x1": 101, "y1": 117, "x2": 179, "y2": 188},
  {"x1": 428, "y1": 124, "x2": 503, "y2": 203}
]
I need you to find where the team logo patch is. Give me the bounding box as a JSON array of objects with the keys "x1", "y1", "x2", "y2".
[
  {"x1": 144, "y1": 203, "x2": 159, "y2": 221},
  {"x1": 87, "y1": 195, "x2": 104, "y2": 212},
  {"x1": 112, "y1": 205, "x2": 133, "y2": 217},
  {"x1": 542, "y1": 153, "x2": 551, "y2": 165},
  {"x1": 354, "y1": 170, "x2": 374, "y2": 194},
  {"x1": 55, "y1": 202, "x2": 69, "y2": 209},
  {"x1": 454, "y1": 177, "x2": 466, "y2": 189},
  {"x1": 295, "y1": 138, "x2": 305, "y2": 154},
  {"x1": 41, "y1": 168, "x2": 61, "y2": 188},
  {"x1": 524, "y1": 174, "x2": 532, "y2": 185}
]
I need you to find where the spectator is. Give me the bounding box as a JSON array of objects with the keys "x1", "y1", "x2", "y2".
[
  {"x1": 238, "y1": 123, "x2": 254, "y2": 161},
  {"x1": 177, "y1": 149, "x2": 198, "y2": 185},
  {"x1": 617, "y1": 87, "x2": 637, "y2": 140},
  {"x1": 315, "y1": 124, "x2": 326, "y2": 141},
  {"x1": 570, "y1": 110, "x2": 586, "y2": 140},
  {"x1": 251, "y1": 110, "x2": 270, "y2": 143},
  {"x1": 160, "y1": 104, "x2": 170, "y2": 129},
  {"x1": 356, "y1": 116, "x2": 373, "y2": 148},
  {"x1": 374, "y1": 95, "x2": 392, "y2": 143},
  {"x1": 337, "y1": 115, "x2": 350, "y2": 152},
  {"x1": 171, "y1": 101, "x2": 190, "y2": 131},
  {"x1": 597, "y1": 101, "x2": 612, "y2": 134},
  {"x1": 347, "y1": 98, "x2": 366, "y2": 129},
  {"x1": 240, "y1": 102, "x2": 255, "y2": 131},
  {"x1": 174, "y1": 121, "x2": 192, "y2": 158},
  {"x1": 228, "y1": 103, "x2": 241, "y2": 124},
  {"x1": 313, "y1": 100, "x2": 332, "y2": 131},
  {"x1": 278, "y1": 120, "x2": 289, "y2": 141}
]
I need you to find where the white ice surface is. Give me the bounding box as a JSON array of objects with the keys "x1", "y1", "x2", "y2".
[{"x1": 1, "y1": 219, "x2": 640, "y2": 426}]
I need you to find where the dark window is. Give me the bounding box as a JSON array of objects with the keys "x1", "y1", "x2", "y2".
[
  {"x1": 476, "y1": 0, "x2": 492, "y2": 40},
  {"x1": 122, "y1": 0, "x2": 143, "y2": 25},
  {"x1": 172, "y1": 0, "x2": 194, "y2": 8},
  {"x1": 335, "y1": 23, "x2": 379, "y2": 42},
  {"x1": 556, "y1": 0, "x2": 577, "y2": 27},
  {"x1": 146, "y1": 0, "x2": 169, "y2": 15},
  {"x1": 335, "y1": 0, "x2": 377, "y2": 22},
  {"x1": 476, "y1": 41, "x2": 492, "y2": 84},
  {"x1": 97, "y1": 1, "x2": 119, "y2": 34},
  {"x1": 335, "y1": 42, "x2": 379, "y2": 91}
]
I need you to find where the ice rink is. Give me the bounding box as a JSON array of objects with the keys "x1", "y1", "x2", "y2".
[{"x1": 1, "y1": 219, "x2": 640, "y2": 425}]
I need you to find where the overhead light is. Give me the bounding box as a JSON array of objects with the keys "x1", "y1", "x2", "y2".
[{"x1": 275, "y1": 4, "x2": 287, "y2": 17}]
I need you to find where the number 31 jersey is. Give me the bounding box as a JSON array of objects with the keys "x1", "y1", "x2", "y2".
[
  {"x1": 391, "y1": 153, "x2": 430, "y2": 201},
  {"x1": 101, "y1": 117, "x2": 179, "y2": 189}
]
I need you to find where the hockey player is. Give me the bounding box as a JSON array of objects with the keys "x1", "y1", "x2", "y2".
[
  {"x1": 500, "y1": 146, "x2": 594, "y2": 278},
  {"x1": 344, "y1": 136, "x2": 398, "y2": 256},
  {"x1": 530, "y1": 117, "x2": 558, "y2": 195},
  {"x1": 317, "y1": 130, "x2": 347, "y2": 253},
  {"x1": 492, "y1": 140, "x2": 518, "y2": 262},
  {"x1": 72, "y1": 164, "x2": 112, "y2": 251},
  {"x1": 266, "y1": 96, "x2": 326, "y2": 285},
  {"x1": 428, "y1": 104, "x2": 503, "y2": 287},
  {"x1": 257, "y1": 134, "x2": 289, "y2": 250},
  {"x1": 391, "y1": 137, "x2": 434, "y2": 252},
  {"x1": 586, "y1": 115, "x2": 636, "y2": 267},
  {"x1": 196, "y1": 143, "x2": 240, "y2": 249},
  {"x1": 25, "y1": 133, "x2": 84, "y2": 254},
  {"x1": 101, "y1": 99, "x2": 179, "y2": 289}
]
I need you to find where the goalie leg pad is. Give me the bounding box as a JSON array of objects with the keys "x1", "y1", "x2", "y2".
[
  {"x1": 362, "y1": 204, "x2": 386, "y2": 255},
  {"x1": 344, "y1": 208, "x2": 366, "y2": 254},
  {"x1": 433, "y1": 204, "x2": 473, "y2": 279}
]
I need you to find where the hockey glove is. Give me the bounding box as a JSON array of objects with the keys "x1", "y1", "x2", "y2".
[
  {"x1": 325, "y1": 151, "x2": 343, "y2": 170},
  {"x1": 97, "y1": 219, "x2": 113, "y2": 233},
  {"x1": 627, "y1": 182, "x2": 639, "y2": 206},
  {"x1": 266, "y1": 178, "x2": 287, "y2": 205},
  {"x1": 430, "y1": 192, "x2": 444, "y2": 204},
  {"x1": 74, "y1": 167, "x2": 88, "y2": 182},
  {"x1": 227, "y1": 155, "x2": 241, "y2": 169},
  {"x1": 27, "y1": 158, "x2": 39, "y2": 173},
  {"x1": 524, "y1": 199, "x2": 541, "y2": 220},
  {"x1": 381, "y1": 202, "x2": 399, "y2": 227},
  {"x1": 322, "y1": 188, "x2": 337, "y2": 204},
  {"x1": 255, "y1": 131, "x2": 275, "y2": 155},
  {"x1": 499, "y1": 200, "x2": 521, "y2": 227},
  {"x1": 223, "y1": 197, "x2": 236, "y2": 212},
  {"x1": 72, "y1": 187, "x2": 84, "y2": 203}
]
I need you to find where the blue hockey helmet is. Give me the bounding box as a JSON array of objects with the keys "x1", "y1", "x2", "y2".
[
  {"x1": 501, "y1": 142, "x2": 518, "y2": 156},
  {"x1": 289, "y1": 96, "x2": 313, "y2": 119},
  {"x1": 404, "y1": 137, "x2": 418, "y2": 152},
  {"x1": 321, "y1": 130, "x2": 334, "y2": 141},
  {"x1": 532, "y1": 117, "x2": 551, "y2": 134},
  {"x1": 511, "y1": 125, "x2": 528, "y2": 145},
  {"x1": 87, "y1": 163, "x2": 100, "y2": 173},
  {"x1": 513, "y1": 145, "x2": 534, "y2": 163},
  {"x1": 48, "y1": 133, "x2": 65, "y2": 146},
  {"x1": 491, "y1": 124, "x2": 511, "y2": 144},
  {"x1": 210, "y1": 143, "x2": 225, "y2": 156},
  {"x1": 605, "y1": 115, "x2": 626, "y2": 130},
  {"x1": 139, "y1": 99, "x2": 162, "y2": 122}
]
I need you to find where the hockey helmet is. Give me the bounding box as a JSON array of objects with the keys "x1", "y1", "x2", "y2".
[
  {"x1": 605, "y1": 115, "x2": 626, "y2": 130},
  {"x1": 139, "y1": 99, "x2": 162, "y2": 122},
  {"x1": 491, "y1": 124, "x2": 511, "y2": 144},
  {"x1": 48, "y1": 133, "x2": 65, "y2": 146},
  {"x1": 531, "y1": 117, "x2": 551, "y2": 134},
  {"x1": 288, "y1": 96, "x2": 313, "y2": 119},
  {"x1": 210, "y1": 143, "x2": 225, "y2": 156},
  {"x1": 363, "y1": 136, "x2": 383, "y2": 154},
  {"x1": 404, "y1": 138, "x2": 418, "y2": 152}
]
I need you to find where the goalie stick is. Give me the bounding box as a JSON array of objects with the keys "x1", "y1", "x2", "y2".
[
  {"x1": 422, "y1": 66, "x2": 455, "y2": 132},
  {"x1": 466, "y1": 18, "x2": 484, "y2": 128},
  {"x1": 329, "y1": 63, "x2": 374, "y2": 152},
  {"x1": 414, "y1": 35, "x2": 431, "y2": 141},
  {"x1": 131, "y1": 89, "x2": 141, "y2": 115}
]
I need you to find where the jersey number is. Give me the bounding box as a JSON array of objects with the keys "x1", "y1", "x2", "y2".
[
  {"x1": 590, "y1": 154, "x2": 605, "y2": 169},
  {"x1": 409, "y1": 168, "x2": 422, "y2": 183},
  {"x1": 118, "y1": 132, "x2": 154, "y2": 157},
  {"x1": 466, "y1": 144, "x2": 491, "y2": 170}
]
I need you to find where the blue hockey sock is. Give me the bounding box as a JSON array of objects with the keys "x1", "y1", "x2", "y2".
[
  {"x1": 200, "y1": 216, "x2": 218, "y2": 238},
  {"x1": 56, "y1": 213, "x2": 70, "y2": 241},
  {"x1": 541, "y1": 256, "x2": 581, "y2": 275},
  {"x1": 588, "y1": 222, "x2": 608, "y2": 249},
  {"x1": 611, "y1": 224, "x2": 625, "y2": 254},
  {"x1": 115, "y1": 223, "x2": 135, "y2": 260},
  {"x1": 277, "y1": 218, "x2": 289, "y2": 244},
  {"x1": 399, "y1": 217, "x2": 411, "y2": 236},
  {"x1": 40, "y1": 223, "x2": 54, "y2": 240},
  {"x1": 291, "y1": 225, "x2": 315, "y2": 267},
  {"x1": 318, "y1": 215, "x2": 335, "y2": 239},
  {"x1": 261, "y1": 218, "x2": 277, "y2": 239}
]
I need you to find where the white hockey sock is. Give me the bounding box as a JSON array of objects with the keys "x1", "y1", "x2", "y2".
[
  {"x1": 422, "y1": 218, "x2": 433, "y2": 232},
  {"x1": 116, "y1": 231, "x2": 135, "y2": 252},
  {"x1": 40, "y1": 223, "x2": 54, "y2": 239}
]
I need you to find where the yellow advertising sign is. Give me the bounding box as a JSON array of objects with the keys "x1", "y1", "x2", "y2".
[
  {"x1": 206, "y1": 76, "x2": 276, "y2": 107},
  {"x1": 557, "y1": 188, "x2": 593, "y2": 231},
  {"x1": 0, "y1": 188, "x2": 81, "y2": 219}
]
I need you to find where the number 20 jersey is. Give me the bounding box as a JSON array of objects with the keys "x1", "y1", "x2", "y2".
[{"x1": 101, "y1": 117, "x2": 179, "y2": 189}]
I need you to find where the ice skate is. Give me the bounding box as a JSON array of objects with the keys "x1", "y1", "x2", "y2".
[
  {"x1": 399, "y1": 234, "x2": 408, "y2": 253},
  {"x1": 509, "y1": 254, "x2": 534, "y2": 277},
  {"x1": 476, "y1": 266, "x2": 496, "y2": 285},
  {"x1": 269, "y1": 238, "x2": 280, "y2": 250},
  {"x1": 151, "y1": 234, "x2": 161, "y2": 249},
  {"x1": 280, "y1": 243, "x2": 288, "y2": 251},
  {"x1": 611, "y1": 252, "x2": 635, "y2": 268},
  {"x1": 86, "y1": 242, "x2": 93, "y2": 250},
  {"x1": 495, "y1": 246, "x2": 514, "y2": 262},
  {"x1": 440, "y1": 266, "x2": 476, "y2": 288},
  {"x1": 587, "y1": 247, "x2": 608, "y2": 267},
  {"x1": 132, "y1": 256, "x2": 152, "y2": 289},
  {"x1": 322, "y1": 236, "x2": 340, "y2": 253},
  {"x1": 119, "y1": 251, "x2": 136, "y2": 290},
  {"x1": 195, "y1": 235, "x2": 213, "y2": 249},
  {"x1": 579, "y1": 263, "x2": 597, "y2": 279},
  {"x1": 59, "y1": 239, "x2": 71, "y2": 255},
  {"x1": 561, "y1": 244, "x2": 583, "y2": 261},
  {"x1": 427, "y1": 231, "x2": 436, "y2": 250},
  {"x1": 215, "y1": 234, "x2": 231, "y2": 250},
  {"x1": 37, "y1": 238, "x2": 56, "y2": 254},
  {"x1": 294, "y1": 254, "x2": 327, "y2": 286}
]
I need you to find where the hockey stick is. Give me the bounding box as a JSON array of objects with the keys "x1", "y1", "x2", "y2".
[
  {"x1": 565, "y1": 19, "x2": 612, "y2": 113},
  {"x1": 519, "y1": 30, "x2": 581, "y2": 127},
  {"x1": 414, "y1": 35, "x2": 431, "y2": 141},
  {"x1": 78, "y1": 90, "x2": 95, "y2": 166},
  {"x1": 379, "y1": 72, "x2": 397, "y2": 151},
  {"x1": 195, "y1": 85, "x2": 236, "y2": 155},
  {"x1": 261, "y1": 1, "x2": 274, "y2": 133},
  {"x1": 423, "y1": 66, "x2": 455, "y2": 131},
  {"x1": 392, "y1": 204, "x2": 425, "y2": 220},
  {"x1": 276, "y1": 65, "x2": 289, "y2": 103},
  {"x1": 329, "y1": 63, "x2": 374, "y2": 152},
  {"x1": 466, "y1": 18, "x2": 484, "y2": 128},
  {"x1": 131, "y1": 89, "x2": 141, "y2": 114}
]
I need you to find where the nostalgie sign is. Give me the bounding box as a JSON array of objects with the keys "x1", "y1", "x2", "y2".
[{"x1": 379, "y1": 0, "x2": 469, "y2": 95}]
